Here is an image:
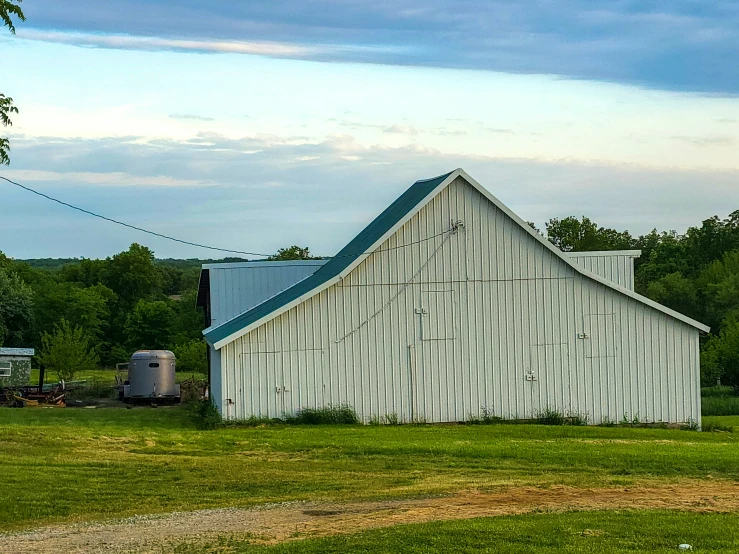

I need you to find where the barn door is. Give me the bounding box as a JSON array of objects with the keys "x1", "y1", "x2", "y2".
[
  {"x1": 527, "y1": 343, "x2": 568, "y2": 419},
  {"x1": 583, "y1": 313, "x2": 617, "y2": 422},
  {"x1": 410, "y1": 289, "x2": 459, "y2": 423},
  {"x1": 279, "y1": 349, "x2": 326, "y2": 417}
]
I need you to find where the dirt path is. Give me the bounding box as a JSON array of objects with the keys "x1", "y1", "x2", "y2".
[{"x1": 5, "y1": 482, "x2": 739, "y2": 553}]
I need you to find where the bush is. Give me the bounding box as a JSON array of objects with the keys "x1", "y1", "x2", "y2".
[
  {"x1": 285, "y1": 405, "x2": 359, "y2": 425},
  {"x1": 192, "y1": 397, "x2": 222, "y2": 430}
]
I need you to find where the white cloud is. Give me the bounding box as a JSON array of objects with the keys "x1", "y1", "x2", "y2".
[
  {"x1": 1, "y1": 169, "x2": 212, "y2": 187},
  {"x1": 18, "y1": 30, "x2": 320, "y2": 57}
]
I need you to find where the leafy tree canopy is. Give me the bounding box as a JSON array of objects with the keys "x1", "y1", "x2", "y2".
[
  {"x1": 0, "y1": 0, "x2": 24, "y2": 165},
  {"x1": 124, "y1": 299, "x2": 176, "y2": 351},
  {"x1": 268, "y1": 245, "x2": 320, "y2": 261},
  {"x1": 0, "y1": 267, "x2": 33, "y2": 347},
  {"x1": 545, "y1": 216, "x2": 634, "y2": 252}
]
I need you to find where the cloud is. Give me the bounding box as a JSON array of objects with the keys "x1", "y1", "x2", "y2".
[
  {"x1": 671, "y1": 135, "x2": 736, "y2": 146},
  {"x1": 0, "y1": 168, "x2": 212, "y2": 187},
  {"x1": 18, "y1": 30, "x2": 320, "y2": 57},
  {"x1": 2, "y1": 132, "x2": 738, "y2": 259},
  {"x1": 383, "y1": 124, "x2": 419, "y2": 135},
  {"x1": 169, "y1": 114, "x2": 216, "y2": 122},
  {"x1": 14, "y1": 1, "x2": 739, "y2": 93}
]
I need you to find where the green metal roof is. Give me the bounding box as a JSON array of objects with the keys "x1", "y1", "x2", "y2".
[{"x1": 204, "y1": 171, "x2": 454, "y2": 346}]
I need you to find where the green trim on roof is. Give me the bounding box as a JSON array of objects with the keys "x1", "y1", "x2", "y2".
[{"x1": 204, "y1": 171, "x2": 454, "y2": 346}]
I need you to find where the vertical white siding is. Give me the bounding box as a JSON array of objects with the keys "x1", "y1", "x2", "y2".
[
  {"x1": 218, "y1": 177, "x2": 701, "y2": 426},
  {"x1": 566, "y1": 251, "x2": 640, "y2": 291}
]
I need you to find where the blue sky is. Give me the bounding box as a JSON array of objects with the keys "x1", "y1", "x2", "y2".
[{"x1": 1, "y1": 1, "x2": 738, "y2": 259}]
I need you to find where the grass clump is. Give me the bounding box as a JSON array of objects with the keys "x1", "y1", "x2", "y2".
[
  {"x1": 285, "y1": 405, "x2": 359, "y2": 425},
  {"x1": 703, "y1": 420, "x2": 734, "y2": 433},
  {"x1": 467, "y1": 407, "x2": 503, "y2": 425},
  {"x1": 535, "y1": 408, "x2": 566, "y2": 426},
  {"x1": 567, "y1": 412, "x2": 589, "y2": 426}
]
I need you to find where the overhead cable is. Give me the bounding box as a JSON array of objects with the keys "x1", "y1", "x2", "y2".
[{"x1": 1, "y1": 175, "x2": 456, "y2": 259}]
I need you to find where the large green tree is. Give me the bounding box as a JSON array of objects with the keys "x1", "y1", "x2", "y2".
[
  {"x1": 124, "y1": 299, "x2": 176, "y2": 351},
  {"x1": 0, "y1": 266, "x2": 33, "y2": 346},
  {"x1": 1, "y1": 0, "x2": 24, "y2": 165},
  {"x1": 37, "y1": 319, "x2": 99, "y2": 381},
  {"x1": 104, "y1": 244, "x2": 162, "y2": 308}
]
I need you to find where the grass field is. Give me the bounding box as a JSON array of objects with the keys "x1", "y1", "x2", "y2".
[
  {"x1": 2, "y1": 406, "x2": 739, "y2": 537},
  {"x1": 174, "y1": 511, "x2": 739, "y2": 553},
  {"x1": 29, "y1": 368, "x2": 205, "y2": 385}
]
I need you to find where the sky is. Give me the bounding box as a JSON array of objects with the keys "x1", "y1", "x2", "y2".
[{"x1": 1, "y1": 1, "x2": 738, "y2": 259}]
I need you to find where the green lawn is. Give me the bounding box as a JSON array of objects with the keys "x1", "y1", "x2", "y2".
[
  {"x1": 2, "y1": 407, "x2": 738, "y2": 532},
  {"x1": 29, "y1": 368, "x2": 205, "y2": 385},
  {"x1": 704, "y1": 415, "x2": 739, "y2": 428},
  {"x1": 174, "y1": 511, "x2": 739, "y2": 553}
]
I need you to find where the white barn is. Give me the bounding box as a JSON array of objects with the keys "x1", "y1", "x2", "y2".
[{"x1": 202, "y1": 169, "x2": 709, "y2": 425}]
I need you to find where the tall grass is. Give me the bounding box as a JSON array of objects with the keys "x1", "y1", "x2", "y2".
[
  {"x1": 702, "y1": 396, "x2": 739, "y2": 416},
  {"x1": 284, "y1": 405, "x2": 359, "y2": 425}
]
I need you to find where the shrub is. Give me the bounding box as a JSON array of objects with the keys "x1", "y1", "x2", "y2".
[
  {"x1": 285, "y1": 405, "x2": 359, "y2": 425},
  {"x1": 681, "y1": 418, "x2": 700, "y2": 431},
  {"x1": 192, "y1": 397, "x2": 222, "y2": 430}
]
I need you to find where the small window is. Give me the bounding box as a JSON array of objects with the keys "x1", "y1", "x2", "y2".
[
  {"x1": 0, "y1": 361, "x2": 11, "y2": 377},
  {"x1": 149, "y1": 362, "x2": 160, "y2": 368}
]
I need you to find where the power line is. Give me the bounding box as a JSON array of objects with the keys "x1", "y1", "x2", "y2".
[
  {"x1": 0, "y1": 175, "x2": 273, "y2": 257},
  {"x1": 0, "y1": 175, "x2": 456, "y2": 259}
]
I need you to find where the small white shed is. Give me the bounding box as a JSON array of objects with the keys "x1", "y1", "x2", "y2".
[{"x1": 202, "y1": 169, "x2": 709, "y2": 425}]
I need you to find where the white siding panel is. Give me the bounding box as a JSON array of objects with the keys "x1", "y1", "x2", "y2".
[
  {"x1": 567, "y1": 252, "x2": 639, "y2": 291},
  {"x1": 218, "y1": 177, "x2": 701, "y2": 426}
]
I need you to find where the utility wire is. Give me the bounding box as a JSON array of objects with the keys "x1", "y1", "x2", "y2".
[
  {"x1": 0, "y1": 175, "x2": 456, "y2": 259},
  {"x1": 0, "y1": 175, "x2": 272, "y2": 257}
]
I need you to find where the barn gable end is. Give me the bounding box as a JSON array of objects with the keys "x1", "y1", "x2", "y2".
[{"x1": 210, "y1": 170, "x2": 706, "y2": 425}]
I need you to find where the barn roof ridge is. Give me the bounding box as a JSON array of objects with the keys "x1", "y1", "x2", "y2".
[{"x1": 204, "y1": 169, "x2": 708, "y2": 348}]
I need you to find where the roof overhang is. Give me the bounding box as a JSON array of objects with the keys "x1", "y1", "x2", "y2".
[{"x1": 566, "y1": 250, "x2": 642, "y2": 258}]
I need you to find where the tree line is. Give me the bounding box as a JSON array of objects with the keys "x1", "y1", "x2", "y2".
[
  {"x1": 1, "y1": 209, "x2": 738, "y2": 389},
  {"x1": 544, "y1": 212, "x2": 739, "y2": 390}
]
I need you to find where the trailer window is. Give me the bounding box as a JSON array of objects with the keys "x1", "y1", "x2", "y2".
[{"x1": 0, "y1": 361, "x2": 11, "y2": 377}]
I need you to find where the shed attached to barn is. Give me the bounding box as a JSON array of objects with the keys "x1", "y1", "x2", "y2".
[{"x1": 202, "y1": 169, "x2": 709, "y2": 426}]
